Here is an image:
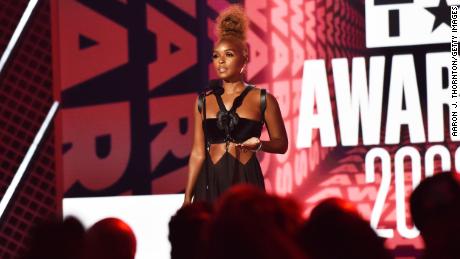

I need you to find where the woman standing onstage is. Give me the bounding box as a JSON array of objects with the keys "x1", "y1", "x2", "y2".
[{"x1": 184, "y1": 5, "x2": 288, "y2": 204}]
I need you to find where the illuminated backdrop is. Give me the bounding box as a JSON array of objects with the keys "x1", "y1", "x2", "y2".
[{"x1": 52, "y1": 0, "x2": 456, "y2": 255}]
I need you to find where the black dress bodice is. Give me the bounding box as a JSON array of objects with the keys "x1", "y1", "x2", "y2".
[
  {"x1": 203, "y1": 85, "x2": 263, "y2": 144},
  {"x1": 204, "y1": 118, "x2": 263, "y2": 144}
]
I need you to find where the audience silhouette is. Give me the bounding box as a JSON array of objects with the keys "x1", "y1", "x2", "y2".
[
  {"x1": 169, "y1": 201, "x2": 213, "y2": 259},
  {"x1": 207, "y1": 185, "x2": 306, "y2": 259},
  {"x1": 83, "y1": 217, "x2": 136, "y2": 259},
  {"x1": 21, "y1": 216, "x2": 85, "y2": 259},
  {"x1": 297, "y1": 197, "x2": 391, "y2": 259},
  {"x1": 410, "y1": 172, "x2": 460, "y2": 259},
  {"x1": 21, "y1": 174, "x2": 460, "y2": 259}
]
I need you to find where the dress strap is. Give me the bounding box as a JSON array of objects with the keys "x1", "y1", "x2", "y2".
[
  {"x1": 197, "y1": 94, "x2": 204, "y2": 113},
  {"x1": 260, "y1": 88, "x2": 267, "y2": 123},
  {"x1": 214, "y1": 92, "x2": 228, "y2": 112},
  {"x1": 199, "y1": 92, "x2": 210, "y2": 200},
  {"x1": 230, "y1": 86, "x2": 253, "y2": 112}
]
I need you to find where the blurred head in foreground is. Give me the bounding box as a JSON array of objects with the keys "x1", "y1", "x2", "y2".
[
  {"x1": 410, "y1": 172, "x2": 460, "y2": 259},
  {"x1": 298, "y1": 197, "x2": 391, "y2": 259},
  {"x1": 84, "y1": 217, "x2": 136, "y2": 259},
  {"x1": 208, "y1": 184, "x2": 306, "y2": 259},
  {"x1": 169, "y1": 201, "x2": 213, "y2": 259}
]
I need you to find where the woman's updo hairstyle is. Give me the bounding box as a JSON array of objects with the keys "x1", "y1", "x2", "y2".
[{"x1": 215, "y1": 5, "x2": 249, "y2": 60}]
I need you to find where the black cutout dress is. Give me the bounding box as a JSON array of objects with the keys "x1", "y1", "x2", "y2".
[{"x1": 193, "y1": 85, "x2": 266, "y2": 202}]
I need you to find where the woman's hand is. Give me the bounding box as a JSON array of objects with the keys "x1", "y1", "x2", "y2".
[{"x1": 236, "y1": 137, "x2": 261, "y2": 152}]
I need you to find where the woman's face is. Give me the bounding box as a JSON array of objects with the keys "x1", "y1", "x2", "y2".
[{"x1": 212, "y1": 40, "x2": 246, "y2": 82}]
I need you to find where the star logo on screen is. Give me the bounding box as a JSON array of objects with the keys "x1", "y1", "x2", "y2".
[
  {"x1": 365, "y1": 0, "x2": 456, "y2": 48},
  {"x1": 425, "y1": 0, "x2": 450, "y2": 31}
]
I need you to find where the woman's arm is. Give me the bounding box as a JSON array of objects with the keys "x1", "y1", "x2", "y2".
[
  {"x1": 238, "y1": 92, "x2": 288, "y2": 154},
  {"x1": 260, "y1": 93, "x2": 288, "y2": 154},
  {"x1": 184, "y1": 97, "x2": 206, "y2": 205}
]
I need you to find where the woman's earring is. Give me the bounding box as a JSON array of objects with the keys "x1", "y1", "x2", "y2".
[{"x1": 240, "y1": 63, "x2": 246, "y2": 74}]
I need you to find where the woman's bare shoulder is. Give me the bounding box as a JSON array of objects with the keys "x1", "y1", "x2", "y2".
[{"x1": 248, "y1": 86, "x2": 275, "y2": 102}]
